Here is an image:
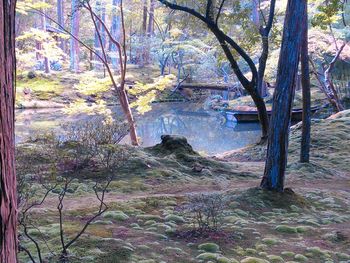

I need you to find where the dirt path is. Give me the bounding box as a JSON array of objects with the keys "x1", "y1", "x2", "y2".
[{"x1": 35, "y1": 177, "x2": 350, "y2": 212}]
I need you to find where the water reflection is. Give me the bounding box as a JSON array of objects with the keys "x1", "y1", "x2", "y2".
[{"x1": 15, "y1": 103, "x2": 261, "y2": 154}]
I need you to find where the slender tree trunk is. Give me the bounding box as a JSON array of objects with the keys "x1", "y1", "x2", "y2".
[
  {"x1": 94, "y1": 1, "x2": 106, "y2": 70},
  {"x1": 0, "y1": 1, "x2": 18, "y2": 262},
  {"x1": 57, "y1": 0, "x2": 65, "y2": 50},
  {"x1": 142, "y1": 0, "x2": 148, "y2": 33},
  {"x1": 147, "y1": 0, "x2": 155, "y2": 36},
  {"x1": 257, "y1": 0, "x2": 276, "y2": 97},
  {"x1": 251, "y1": 0, "x2": 260, "y2": 27},
  {"x1": 300, "y1": 1, "x2": 311, "y2": 163},
  {"x1": 70, "y1": 0, "x2": 80, "y2": 72},
  {"x1": 110, "y1": 0, "x2": 121, "y2": 71},
  {"x1": 260, "y1": 0, "x2": 306, "y2": 191},
  {"x1": 41, "y1": 2, "x2": 50, "y2": 73},
  {"x1": 141, "y1": 0, "x2": 149, "y2": 65}
]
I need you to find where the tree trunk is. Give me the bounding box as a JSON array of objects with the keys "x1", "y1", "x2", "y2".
[
  {"x1": 142, "y1": 0, "x2": 148, "y2": 33},
  {"x1": 57, "y1": 0, "x2": 65, "y2": 50},
  {"x1": 300, "y1": 1, "x2": 311, "y2": 163},
  {"x1": 41, "y1": 2, "x2": 50, "y2": 74},
  {"x1": 260, "y1": 0, "x2": 306, "y2": 191},
  {"x1": 110, "y1": 0, "x2": 121, "y2": 71},
  {"x1": 94, "y1": 1, "x2": 106, "y2": 70},
  {"x1": 251, "y1": 0, "x2": 260, "y2": 27},
  {"x1": 257, "y1": 0, "x2": 276, "y2": 97},
  {"x1": 147, "y1": 0, "x2": 155, "y2": 36},
  {"x1": 70, "y1": 0, "x2": 80, "y2": 72},
  {"x1": 0, "y1": 1, "x2": 18, "y2": 262}
]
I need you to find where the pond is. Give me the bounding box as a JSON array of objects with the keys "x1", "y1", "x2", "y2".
[{"x1": 15, "y1": 102, "x2": 261, "y2": 155}]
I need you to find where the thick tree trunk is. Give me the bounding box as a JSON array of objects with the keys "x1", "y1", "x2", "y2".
[
  {"x1": 300, "y1": 1, "x2": 311, "y2": 163},
  {"x1": 70, "y1": 0, "x2": 80, "y2": 72},
  {"x1": 260, "y1": 0, "x2": 306, "y2": 191},
  {"x1": 0, "y1": 1, "x2": 18, "y2": 262}
]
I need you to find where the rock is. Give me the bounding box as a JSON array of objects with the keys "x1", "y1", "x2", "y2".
[
  {"x1": 198, "y1": 243, "x2": 220, "y2": 253},
  {"x1": 27, "y1": 71, "x2": 36, "y2": 79},
  {"x1": 192, "y1": 162, "x2": 204, "y2": 172}
]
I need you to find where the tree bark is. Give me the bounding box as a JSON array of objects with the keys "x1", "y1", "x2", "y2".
[
  {"x1": 0, "y1": 0, "x2": 18, "y2": 262},
  {"x1": 300, "y1": 1, "x2": 311, "y2": 163},
  {"x1": 260, "y1": 0, "x2": 306, "y2": 191},
  {"x1": 70, "y1": 0, "x2": 80, "y2": 72}
]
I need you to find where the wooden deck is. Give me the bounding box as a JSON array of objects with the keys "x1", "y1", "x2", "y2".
[{"x1": 179, "y1": 83, "x2": 235, "y2": 91}]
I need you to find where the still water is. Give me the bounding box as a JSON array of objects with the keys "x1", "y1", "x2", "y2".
[{"x1": 15, "y1": 102, "x2": 261, "y2": 155}]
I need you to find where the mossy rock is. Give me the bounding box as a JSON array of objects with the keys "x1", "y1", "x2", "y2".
[
  {"x1": 198, "y1": 243, "x2": 220, "y2": 253},
  {"x1": 240, "y1": 257, "x2": 269, "y2": 263},
  {"x1": 275, "y1": 225, "x2": 298, "y2": 234},
  {"x1": 103, "y1": 211, "x2": 129, "y2": 221},
  {"x1": 147, "y1": 135, "x2": 197, "y2": 156}
]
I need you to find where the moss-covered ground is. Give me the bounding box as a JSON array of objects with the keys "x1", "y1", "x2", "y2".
[{"x1": 16, "y1": 110, "x2": 350, "y2": 263}]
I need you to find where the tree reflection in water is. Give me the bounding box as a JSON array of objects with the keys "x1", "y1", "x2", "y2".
[{"x1": 15, "y1": 103, "x2": 260, "y2": 154}]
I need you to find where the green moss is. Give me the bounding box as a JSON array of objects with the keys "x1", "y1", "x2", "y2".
[
  {"x1": 335, "y1": 252, "x2": 350, "y2": 260},
  {"x1": 198, "y1": 243, "x2": 220, "y2": 253},
  {"x1": 275, "y1": 225, "x2": 298, "y2": 234},
  {"x1": 262, "y1": 238, "x2": 280, "y2": 245},
  {"x1": 294, "y1": 254, "x2": 308, "y2": 262},
  {"x1": 217, "y1": 256, "x2": 239, "y2": 263},
  {"x1": 164, "y1": 214, "x2": 185, "y2": 223},
  {"x1": 240, "y1": 257, "x2": 269, "y2": 263},
  {"x1": 267, "y1": 255, "x2": 284, "y2": 262},
  {"x1": 281, "y1": 252, "x2": 295, "y2": 257},
  {"x1": 196, "y1": 252, "x2": 219, "y2": 261},
  {"x1": 103, "y1": 211, "x2": 129, "y2": 221},
  {"x1": 296, "y1": 226, "x2": 315, "y2": 233},
  {"x1": 136, "y1": 214, "x2": 162, "y2": 221},
  {"x1": 17, "y1": 77, "x2": 64, "y2": 100}
]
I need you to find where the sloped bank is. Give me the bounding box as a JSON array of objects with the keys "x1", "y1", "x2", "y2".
[{"x1": 216, "y1": 110, "x2": 350, "y2": 179}]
